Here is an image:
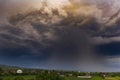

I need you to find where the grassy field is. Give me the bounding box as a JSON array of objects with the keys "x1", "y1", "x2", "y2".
[
  {"x1": 105, "y1": 77, "x2": 120, "y2": 80},
  {"x1": 1, "y1": 75, "x2": 120, "y2": 80},
  {"x1": 65, "y1": 77, "x2": 91, "y2": 80},
  {"x1": 1, "y1": 75, "x2": 91, "y2": 80},
  {"x1": 2, "y1": 75, "x2": 36, "y2": 80},
  {"x1": 65, "y1": 77, "x2": 120, "y2": 80}
]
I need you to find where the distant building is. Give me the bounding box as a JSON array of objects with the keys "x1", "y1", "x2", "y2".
[
  {"x1": 17, "y1": 69, "x2": 23, "y2": 74},
  {"x1": 77, "y1": 76, "x2": 92, "y2": 78}
]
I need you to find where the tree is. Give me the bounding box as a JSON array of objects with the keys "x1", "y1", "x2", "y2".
[
  {"x1": 0, "y1": 70, "x2": 3, "y2": 80},
  {"x1": 0, "y1": 68, "x2": 3, "y2": 76},
  {"x1": 78, "y1": 72, "x2": 86, "y2": 76}
]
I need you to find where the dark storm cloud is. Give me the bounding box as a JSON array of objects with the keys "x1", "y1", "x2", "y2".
[
  {"x1": 95, "y1": 10, "x2": 120, "y2": 37},
  {"x1": 95, "y1": 26, "x2": 120, "y2": 37},
  {"x1": 96, "y1": 42, "x2": 120, "y2": 56},
  {"x1": 0, "y1": 8, "x2": 107, "y2": 71}
]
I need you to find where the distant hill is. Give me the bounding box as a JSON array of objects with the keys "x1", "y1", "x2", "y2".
[
  {"x1": 0, "y1": 64, "x2": 21, "y2": 69},
  {"x1": 0, "y1": 64, "x2": 40, "y2": 70}
]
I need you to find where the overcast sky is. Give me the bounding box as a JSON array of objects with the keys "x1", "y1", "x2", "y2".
[{"x1": 0, "y1": 0, "x2": 120, "y2": 72}]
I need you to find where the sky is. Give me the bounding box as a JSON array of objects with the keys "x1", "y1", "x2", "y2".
[{"x1": 0, "y1": 0, "x2": 120, "y2": 72}]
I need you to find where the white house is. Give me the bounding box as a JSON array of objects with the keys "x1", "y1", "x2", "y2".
[{"x1": 17, "y1": 69, "x2": 23, "y2": 74}]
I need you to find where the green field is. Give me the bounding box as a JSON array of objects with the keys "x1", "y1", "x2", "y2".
[
  {"x1": 65, "y1": 77, "x2": 91, "y2": 80},
  {"x1": 1, "y1": 75, "x2": 36, "y2": 80},
  {"x1": 1, "y1": 75, "x2": 91, "y2": 80},
  {"x1": 105, "y1": 77, "x2": 120, "y2": 80},
  {"x1": 1, "y1": 75, "x2": 120, "y2": 80}
]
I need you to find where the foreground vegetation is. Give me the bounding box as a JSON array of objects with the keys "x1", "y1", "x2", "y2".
[
  {"x1": 1, "y1": 75, "x2": 120, "y2": 80},
  {"x1": 0, "y1": 67, "x2": 120, "y2": 80}
]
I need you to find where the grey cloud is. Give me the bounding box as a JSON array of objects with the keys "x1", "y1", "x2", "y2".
[
  {"x1": 0, "y1": 0, "x2": 120, "y2": 71},
  {"x1": 0, "y1": 9, "x2": 106, "y2": 71}
]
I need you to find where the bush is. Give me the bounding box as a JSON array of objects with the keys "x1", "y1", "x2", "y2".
[
  {"x1": 27, "y1": 79, "x2": 35, "y2": 80},
  {"x1": 14, "y1": 77, "x2": 25, "y2": 80},
  {"x1": 36, "y1": 72, "x2": 65, "y2": 80},
  {"x1": 0, "y1": 68, "x2": 3, "y2": 76},
  {"x1": 4, "y1": 78, "x2": 10, "y2": 80},
  {"x1": 0, "y1": 77, "x2": 3, "y2": 80},
  {"x1": 91, "y1": 76, "x2": 105, "y2": 80}
]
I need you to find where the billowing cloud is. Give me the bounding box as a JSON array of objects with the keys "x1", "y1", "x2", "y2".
[{"x1": 0, "y1": 0, "x2": 120, "y2": 71}]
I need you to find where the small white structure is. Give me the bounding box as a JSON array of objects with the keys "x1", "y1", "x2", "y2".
[
  {"x1": 60, "y1": 75, "x2": 65, "y2": 77},
  {"x1": 77, "y1": 76, "x2": 92, "y2": 78},
  {"x1": 17, "y1": 69, "x2": 23, "y2": 74}
]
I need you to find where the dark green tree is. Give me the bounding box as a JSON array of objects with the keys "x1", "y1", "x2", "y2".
[
  {"x1": 0, "y1": 68, "x2": 3, "y2": 80},
  {"x1": 0, "y1": 68, "x2": 3, "y2": 76}
]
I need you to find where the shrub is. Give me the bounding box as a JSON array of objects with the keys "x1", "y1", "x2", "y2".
[
  {"x1": 4, "y1": 78, "x2": 10, "y2": 80},
  {"x1": 27, "y1": 79, "x2": 35, "y2": 80},
  {"x1": 14, "y1": 77, "x2": 25, "y2": 80},
  {"x1": 36, "y1": 72, "x2": 65, "y2": 80},
  {"x1": 91, "y1": 76, "x2": 105, "y2": 80},
  {"x1": 0, "y1": 77, "x2": 3, "y2": 80}
]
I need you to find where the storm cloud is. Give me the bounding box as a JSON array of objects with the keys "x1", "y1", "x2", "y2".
[{"x1": 0, "y1": 0, "x2": 120, "y2": 71}]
